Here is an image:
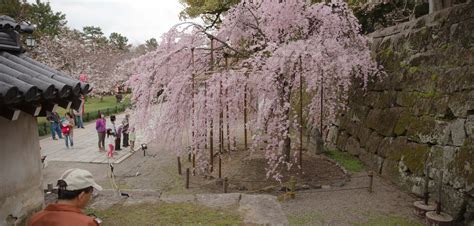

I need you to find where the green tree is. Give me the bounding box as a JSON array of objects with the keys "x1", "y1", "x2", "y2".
[
  {"x1": 179, "y1": 0, "x2": 240, "y2": 29},
  {"x1": 82, "y1": 26, "x2": 104, "y2": 40},
  {"x1": 82, "y1": 26, "x2": 108, "y2": 48},
  {"x1": 0, "y1": 0, "x2": 30, "y2": 22},
  {"x1": 109, "y1": 32, "x2": 129, "y2": 50},
  {"x1": 145, "y1": 37, "x2": 158, "y2": 50},
  {"x1": 28, "y1": 0, "x2": 66, "y2": 36}
]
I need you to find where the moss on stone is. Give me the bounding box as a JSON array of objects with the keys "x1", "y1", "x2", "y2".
[
  {"x1": 394, "y1": 112, "x2": 413, "y2": 136},
  {"x1": 408, "y1": 66, "x2": 420, "y2": 74},
  {"x1": 405, "y1": 146, "x2": 430, "y2": 175},
  {"x1": 388, "y1": 142, "x2": 430, "y2": 174},
  {"x1": 406, "y1": 116, "x2": 436, "y2": 141},
  {"x1": 450, "y1": 139, "x2": 474, "y2": 184}
]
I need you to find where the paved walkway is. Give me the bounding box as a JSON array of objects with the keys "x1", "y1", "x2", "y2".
[{"x1": 40, "y1": 114, "x2": 135, "y2": 164}]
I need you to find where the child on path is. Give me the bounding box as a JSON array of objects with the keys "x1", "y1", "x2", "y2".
[
  {"x1": 61, "y1": 117, "x2": 73, "y2": 148},
  {"x1": 106, "y1": 129, "x2": 115, "y2": 158},
  {"x1": 129, "y1": 127, "x2": 136, "y2": 152}
]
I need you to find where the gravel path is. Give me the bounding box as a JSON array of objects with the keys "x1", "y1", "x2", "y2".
[{"x1": 41, "y1": 119, "x2": 423, "y2": 225}]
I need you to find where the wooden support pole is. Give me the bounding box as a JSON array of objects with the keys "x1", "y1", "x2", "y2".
[
  {"x1": 177, "y1": 157, "x2": 182, "y2": 175},
  {"x1": 368, "y1": 171, "x2": 374, "y2": 193},
  {"x1": 191, "y1": 47, "x2": 196, "y2": 172},
  {"x1": 219, "y1": 79, "x2": 223, "y2": 155},
  {"x1": 186, "y1": 168, "x2": 190, "y2": 189},
  {"x1": 223, "y1": 177, "x2": 228, "y2": 193},
  {"x1": 210, "y1": 117, "x2": 214, "y2": 172},
  {"x1": 218, "y1": 156, "x2": 222, "y2": 179},
  {"x1": 204, "y1": 82, "x2": 208, "y2": 151},
  {"x1": 224, "y1": 55, "x2": 231, "y2": 152},
  {"x1": 226, "y1": 88, "x2": 231, "y2": 152},
  {"x1": 436, "y1": 172, "x2": 443, "y2": 214},
  {"x1": 320, "y1": 73, "x2": 324, "y2": 140},
  {"x1": 299, "y1": 56, "x2": 303, "y2": 170},
  {"x1": 244, "y1": 73, "x2": 248, "y2": 151},
  {"x1": 209, "y1": 37, "x2": 215, "y2": 172}
]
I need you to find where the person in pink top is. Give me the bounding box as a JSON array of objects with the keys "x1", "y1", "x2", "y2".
[{"x1": 95, "y1": 113, "x2": 106, "y2": 151}]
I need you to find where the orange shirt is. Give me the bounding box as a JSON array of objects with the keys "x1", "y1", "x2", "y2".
[{"x1": 28, "y1": 203, "x2": 99, "y2": 226}]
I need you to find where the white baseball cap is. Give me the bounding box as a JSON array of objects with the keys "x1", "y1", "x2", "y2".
[{"x1": 59, "y1": 168, "x2": 103, "y2": 191}]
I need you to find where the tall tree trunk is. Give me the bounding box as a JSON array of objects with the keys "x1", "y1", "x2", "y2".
[{"x1": 279, "y1": 73, "x2": 294, "y2": 162}]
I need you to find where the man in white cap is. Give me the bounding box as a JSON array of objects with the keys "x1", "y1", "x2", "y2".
[{"x1": 29, "y1": 168, "x2": 103, "y2": 226}]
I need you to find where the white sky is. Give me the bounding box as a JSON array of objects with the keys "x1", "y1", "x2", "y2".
[{"x1": 30, "y1": 0, "x2": 186, "y2": 45}]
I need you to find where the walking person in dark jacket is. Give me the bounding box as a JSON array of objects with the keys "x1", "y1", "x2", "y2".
[
  {"x1": 47, "y1": 111, "x2": 63, "y2": 140},
  {"x1": 122, "y1": 114, "x2": 130, "y2": 148}
]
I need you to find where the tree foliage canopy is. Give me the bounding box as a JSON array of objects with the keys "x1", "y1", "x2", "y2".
[
  {"x1": 127, "y1": 0, "x2": 381, "y2": 180},
  {"x1": 179, "y1": 0, "x2": 240, "y2": 28},
  {"x1": 109, "y1": 32, "x2": 129, "y2": 50}
]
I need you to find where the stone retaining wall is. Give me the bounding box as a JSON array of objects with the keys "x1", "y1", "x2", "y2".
[{"x1": 328, "y1": 1, "x2": 473, "y2": 223}]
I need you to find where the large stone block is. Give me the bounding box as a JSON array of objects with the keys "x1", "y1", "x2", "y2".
[
  {"x1": 450, "y1": 138, "x2": 474, "y2": 186},
  {"x1": 365, "y1": 131, "x2": 384, "y2": 154},
  {"x1": 378, "y1": 136, "x2": 408, "y2": 158},
  {"x1": 437, "y1": 66, "x2": 474, "y2": 94},
  {"x1": 448, "y1": 90, "x2": 474, "y2": 118},
  {"x1": 326, "y1": 125, "x2": 339, "y2": 149},
  {"x1": 345, "y1": 136, "x2": 363, "y2": 157},
  {"x1": 406, "y1": 116, "x2": 449, "y2": 144},
  {"x1": 466, "y1": 115, "x2": 474, "y2": 137},
  {"x1": 366, "y1": 108, "x2": 402, "y2": 137},
  {"x1": 359, "y1": 149, "x2": 384, "y2": 174},
  {"x1": 387, "y1": 141, "x2": 430, "y2": 175},
  {"x1": 449, "y1": 119, "x2": 466, "y2": 147},
  {"x1": 349, "y1": 105, "x2": 370, "y2": 125},
  {"x1": 364, "y1": 91, "x2": 398, "y2": 109},
  {"x1": 381, "y1": 159, "x2": 403, "y2": 183},
  {"x1": 345, "y1": 120, "x2": 361, "y2": 137},
  {"x1": 336, "y1": 131, "x2": 349, "y2": 151},
  {"x1": 357, "y1": 126, "x2": 372, "y2": 148},
  {"x1": 440, "y1": 185, "x2": 469, "y2": 221},
  {"x1": 394, "y1": 111, "x2": 413, "y2": 136}
]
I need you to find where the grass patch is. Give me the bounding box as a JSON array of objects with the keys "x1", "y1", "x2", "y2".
[
  {"x1": 288, "y1": 212, "x2": 325, "y2": 225},
  {"x1": 88, "y1": 202, "x2": 242, "y2": 225},
  {"x1": 325, "y1": 149, "x2": 364, "y2": 173},
  {"x1": 358, "y1": 215, "x2": 423, "y2": 226},
  {"x1": 37, "y1": 95, "x2": 130, "y2": 124}
]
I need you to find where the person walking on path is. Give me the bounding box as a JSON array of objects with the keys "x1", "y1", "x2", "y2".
[
  {"x1": 129, "y1": 127, "x2": 136, "y2": 152},
  {"x1": 96, "y1": 113, "x2": 106, "y2": 151},
  {"x1": 110, "y1": 115, "x2": 122, "y2": 151},
  {"x1": 74, "y1": 108, "x2": 84, "y2": 129},
  {"x1": 28, "y1": 168, "x2": 103, "y2": 226},
  {"x1": 66, "y1": 113, "x2": 75, "y2": 138},
  {"x1": 47, "y1": 111, "x2": 62, "y2": 140},
  {"x1": 61, "y1": 114, "x2": 73, "y2": 148},
  {"x1": 122, "y1": 114, "x2": 130, "y2": 147}
]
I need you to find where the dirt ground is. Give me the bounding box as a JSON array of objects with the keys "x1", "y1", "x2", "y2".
[{"x1": 42, "y1": 135, "x2": 424, "y2": 225}]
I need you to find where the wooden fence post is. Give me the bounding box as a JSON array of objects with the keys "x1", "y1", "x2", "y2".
[
  {"x1": 223, "y1": 177, "x2": 228, "y2": 193},
  {"x1": 186, "y1": 168, "x2": 190, "y2": 189},
  {"x1": 218, "y1": 156, "x2": 222, "y2": 179},
  {"x1": 177, "y1": 157, "x2": 182, "y2": 175}
]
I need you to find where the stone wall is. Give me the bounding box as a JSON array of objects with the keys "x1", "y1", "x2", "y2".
[
  {"x1": 0, "y1": 113, "x2": 44, "y2": 225},
  {"x1": 328, "y1": 1, "x2": 473, "y2": 223}
]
